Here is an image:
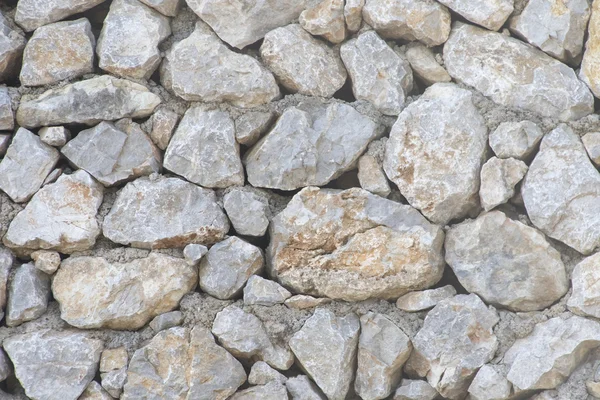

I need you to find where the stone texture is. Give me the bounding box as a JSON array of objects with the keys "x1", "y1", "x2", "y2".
[
  {"x1": 4, "y1": 330, "x2": 103, "y2": 400},
  {"x1": 395, "y1": 285, "x2": 457, "y2": 312},
  {"x1": 212, "y1": 305, "x2": 294, "y2": 370},
  {"x1": 404, "y1": 43, "x2": 451, "y2": 86},
  {"x1": 164, "y1": 108, "x2": 243, "y2": 188},
  {"x1": 0, "y1": 12, "x2": 26, "y2": 81},
  {"x1": 20, "y1": 18, "x2": 95, "y2": 86},
  {"x1": 100, "y1": 347, "x2": 128, "y2": 372},
  {"x1": 97, "y1": 0, "x2": 171, "y2": 79},
  {"x1": 0, "y1": 246, "x2": 13, "y2": 321},
  {"x1": 79, "y1": 382, "x2": 113, "y2": 400},
  {"x1": 161, "y1": 22, "x2": 279, "y2": 107},
  {"x1": 344, "y1": 0, "x2": 364, "y2": 32},
  {"x1": 260, "y1": 24, "x2": 347, "y2": 97},
  {"x1": 568, "y1": 252, "x2": 600, "y2": 318},
  {"x1": 39, "y1": 126, "x2": 70, "y2": 147},
  {"x1": 583, "y1": 131, "x2": 600, "y2": 166},
  {"x1": 479, "y1": 157, "x2": 528, "y2": 211},
  {"x1": 286, "y1": 375, "x2": 327, "y2": 400},
  {"x1": 438, "y1": 0, "x2": 513, "y2": 31},
  {"x1": 234, "y1": 111, "x2": 275, "y2": 146},
  {"x1": 139, "y1": 0, "x2": 182, "y2": 16},
  {"x1": 102, "y1": 176, "x2": 229, "y2": 249},
  {"x1": 123, "y1": 325, "x2": 246, "y2": 399},
  {"x1": 357, "y1": 154, "x2": 391, "y2": 197},
  {"x1": 581, "y1": 0, "x2": 600, "y2": 98},
  {"x1": 0, "y1": 134, "x2": 10, "y2": 156},
  {"x1": 0, "y1": 128, "x2": 59, "y2": 203},
  {"x1": 489, "y1": 120, "x2": 544, "y2": 160},
  {"x1": 299, "y1": 0, "x2": 346, "y2": 43},
  {"x1": 341, "y1": 31, "x2": 413, "y2": 116},
  {"x1": 223, "y1": 188, "x2": 270, "y2": 236},
  {"x1": 355, "y1": 312, "x2": 412, "y2": 400},
  {"x1": 31, "y1": 250, "x2": 61, "y2": 274},
  {"x1": 269, "y1": 187, "x2": 445, "y2": 301},
  {"x1": 467, "y1": 364, "x2": 512, "y2": 400},
  {"x1": 0, "y1": 349, "x2": 11, "y2": 382},
  {"x1": 147, "y1": 107, "x2": 178, "y2": 150},
  {"x1": 393, "y1": 379, "x2": 438, "y2": 400},
  {"x1": 248, "y1": 361, "x2": 287, "y2": 385},
  {"x1": 3, "y1": 170, "x2": 103, "y2": 255},
  {"x1": 522, "y1": 124, "x2": 600, "y2": 254},
  {"x1": 17, "y1": 75, "x2": 161, "y2": 128},
  {"x1": 284, "y1": 295, "x2": 331, "y2": 310},
  {"x1": 444, "y1": 22, "x2": 594, "y2": 121},
  {"x1": 5, "y1": 263, "x2": 50, "y2": 327},
  {"x1": 245, "y1": 102, "x2": 378, "y2": 191},
  {"x1": 0, "y1": 86, "x2": 13, "y2": 130},
  {"x1": 230, "y1": 382, "x2": 288, "y2": 399},
  {"x1": 199, "y1": 236, "x2": 264, "y2": 300},
  {"x1": 362, "y1": 0, "x2": 451, "y2": 46},
  {"x1": 15, "y1": 0, "x2": 105, "y2": 32},
  {"x1": 101, "y1": 367, "x2": 126, "y2": 398},
  {"x1": 183, "y1": 244, "x2": 208, "y2": 266},
  {"x1": 406, "y1": 294, "x2": 499, "y2": 399},
  {"x1": 149, "y1": 310, "x2": 184, "y2": 332},
  {"x1": 383, "y1": 83, "x2": 487, "y2": 225},
  {"x1": 243, "y1": 275, "x2": 292, "y2": 306}
]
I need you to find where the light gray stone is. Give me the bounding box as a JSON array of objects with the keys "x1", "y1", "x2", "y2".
[
  {"x1": 183, "y1": 244, "x2": 208, "y2": 266},
  {"x1": 31, "y1": 250, "x2": 61, "y2": 274},
  {"x1": 0, "y1": 134, "x2": 9, "y2": 156},
  {"x1": 0, "y1": 12, "x2": 26, "y2": 81},
  {"x1": 161, "y1": 21, "x2": 279, "y2": 107},
  {"x1": 444, "y1": 22, "x2": 594, "y2": 121},
  {"x1": 284, "y1": 295, "x2": 331, "y2": 310},
  {"x1": 39, "y1": 126, "x2": 70, "y2": 147},
  {"x1": 286, "y1": 375, "x2": 327, "y2": 400},
  {"x1": 479, "y1": 157, "x2": 528, "y2": 211},
  {"x1": 0, "y1": 349, "x2": 11, "y2": 382},
  {"x1": 223, "y1": 188, "x2": 270, "y2": 237},
  {"x1": 0, "y1": 86, "x2": 13, "y2": 130},
  {"x1": 344, "y1": 0, "x2": 364, "y2": 32},
  {"x1": 522, "y1": 124, "x2": 600, "y2": 254},
  {"x1": 383, "y1": 83, "x2": 487, "y2": 225},
  {"x1": 248, "y1": 361, "x2": 287, "y2": 385},
  {"x1": 405, "y1": 43, "x2": 451, "y2": 86},
  {"x1": 79, "y1": 382, "x2": 113, "y2": 400},
  {"x1": 341, "y1": 31, "x2": 413, "y2": 116},
  {"x1": 299, "y1": 0, "x2": 346, "y2": 43},
  {"x1": 102, "y1": 176, "x2": 229, "y2": 249},
  {"x1": 17, "y1": 75, "x2": 161, "y2": 128},
  {"x1": 489, "y1": 120, "x2": 544, "y2": 160},
  {"x1": 580, "y1": 0, "x2": 600, "y2": 98},
  {"x1": 245, "y1": 102, "x2": 378, "y2": 190},
  {"x1": 396, "y1": 285, "x2": 457, "y2": 312},
  {"x1": 0, "y1": 246, "x2": 13, "y2": 321},
  {"x1": 393, "y1": 379, "x2": 438, "y2": 400},
  {"x1": 260, "y1": 24, "x2": 347, "y2": 97},
  {"x1": 568, "y1": 252, "x2": 600, "y2": 318},
  {"x1": 230, "y1": 381, "x2": 288, "y2": 400},
  {"x1": 357, "y1": 154, "x2": 391, "y2": 197},
  {"x1": 139, "y1": 0, "x2": 182, "y2": 16},
  {"x1": 3, "y1": 170, "x2": 103, "y2": 255},
  {"x1": 243, "y1": 275, "x2": 292, "y2": 306},
  {"x1": 4, "y1": 330, "x2": 103, "y2": 400},
  {"x1": 15, "y1": 0, "x2": 105, "y2": 32},
  {"x1": 6, "y1": 262, "x2": 50, "y2": 327},
  {"x1": 467, "y1": 364, "x2": 512, "y2": 400},
  {"x1": 438, "y1": 0, "x2": 513, "y2": 31},
  {"x1": 582, "y1": 131, "x2": 600, "y2": 166},
  {"x1": 149, "y1": 310, "x2": 184, "y2": 332},
  {"x1": 234, "y1": 111, "x2": 275, "y2": 146},
  {"x1": 100, "y1": 347, "x2": 128, "y2": 372},
  {"x1": 101, "y1": 367, "x2": 126, "y2": 398},
  {"x1": 42, "y1": 168, "x2": 63, "y2": 186},
  {"x1": 148, "y1": 107, "x2": 179, "y2": 150}
]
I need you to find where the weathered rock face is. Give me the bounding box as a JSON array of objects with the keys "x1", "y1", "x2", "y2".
[
  {"x1": 4, "y1": 330, "x2": 103, "y2": 400},
  {"x1": 406, "y1": 294, "x2": 499, "y2": 399},
  {"x1": 0, "y1": 12, "x2": 26, "y2": 81},
  {"x1": 139, "y1": 0, "x2": 181, "y2": 16},
  {"x1": 185, "y1": 0, "x2": 311, "y2": 49},
  {"x1": 581, "y1": 0, "x2": 600, "y2": 97},
  {"x1": 146, "y1": 107, "x2": 178, "y2": 150},
  {"x1": 341, "y1": 31, "x2": 413, "y2": 116},
  {"x1": 230, "y1": 381, "x2": 288, "y2": 399},
  {"x1": 0, "y1": 86, "x2": 13, "y2": 130},
  {"x1": 290, "y1": 309, "x2": 360, "y2": 400},
  {"x1": 234, "y1": 111, "x2": 275, "y2": 146},
  {"x1": 285, "y1": 295, "x2": 331, "y2": 310},
  {"x1": 404, "y1": 43, "x2": 451, "y2": 86},
  {"x1": 39, "y1": 126, "x2": 70, "y2": 147},
  {"x1": 149, "y1": 310, "x2": 184, "y2": 332},
  {"x1": 393, "y1": 379, "x2": 439, "y2": 400},
  {"x1": 245, "y1": 102, "x2": 378, "y2": 191},
  {"x1": 0, "y1": 246, "x2": 13, "y2": 321},
  {"x1": 437, "y1": 0, "x2": 513, "y2": 30},
  {"x1": 164, "y1": 108, "x2": 243, "y2": 188},
  {"x1": 183, "y1": 244, "x2": 208, "y2": 266},
  {"x1": 445, "y1": 211, "x2": 568, "y2": 311},
  {"x1": 568, "y1": 252, "x2": 600, "y2": 318},
  {"x1": 286, "y1": 375, "x2": 327, "y2": 400},
  {"x1": 102, "y1": 176, "x2": 229, "y2": 249},
  {"x1": 583, "y1": 131, "x2": 600, "y2": 166},
  {"x1": 260, "y1": 24, "x2": 347, "y2": 98},
  {"x1": 358, "y1": 154, "x2": 391, "y2": 197},
  {"x1": 479, "y1": 157, "x2": 528, "y2": 211},
  {"x1": 489, "y1": 120, "x2": 544, "y2": 160},
  {"x1": 362, "y1": 0, "x2": 451, "y2": 46},
  {"x1": 467, "y1": 364, "x2": 512, "y2": 400},
  {"x1": 268, "y1": 187, "x2": 445, "y2": 301},
  {"x1": 395, "y1": 285, "x2": 456, "y2": 312},
  {"x1": 444, "y1": 22, "x2": 594, "y2": 121},
  {"x1": 80, "y1": 382, "x2": 113, "y2": 400},
  {"x1": 299, "y1": 0, "x2": 346, "y2": 44},
  {"x1": 243, "y1": 275, "x2": 291, "y2": 306},
  {"x1": 17, "y1": 75, "x2": 161, "y2": 128},
  {"x1": 161, "y1": 22, "x2": 280, "y2": 107},
  {"x1": 248, "y1": 361, "x2": 287, "y2": 385},
  {"x1": 5, "y1": 262, "x2": 50, "y2": 327},
  {"x1": 522, "y1": 124, "x2": 600, "y2": 254},
  {"x1": 52, "y1": 253, "x2": 197, "y2": 329},
  {"x1": 223, "y1": 188, "x2": 270, "y2": 237},
  {"x1": 100, "y1": 348, "x2": 128, "y2": 372},
  {"x1": 383, "y1": 83, "x2": 488, "y2": 225},
  {"x1": 15, "y1": 0, "x2": 105, "y2": 32},
  {"x1": 3, "y1": 170, "x2": 103, "y2": 255},
  {"x1": 20, "y1": 18, "x2": 95, "y2": 86}
]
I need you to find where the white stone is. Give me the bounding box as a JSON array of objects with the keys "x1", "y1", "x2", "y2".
[
  {"x1": 31, "y1": 250, "x2": 61, "y2": 274},
  {"x1": 357, "y1": 154, "x2": 391, "y2": 197},
  {"x1": 299, "y1": 0, "x2": 346, "y2": 44},
  {"x1": 284, "y1": 295, "x2": 331, "y2": 310},
  {"x1": 404, "y1": 43, "x2": 451, "y2": 86},
  {"x1": 344, "y1": 0, "x2": 364, "y2": 32},
  {"x1": 396, "y1": 285, "x2": 457, "y2": 312},
  {"x1": 15, "y1": 0, "x2": 105, "y2": 32},
  {"x1": 149, "y1": 310, "x2": 184, "y2": 332},
  {"x1": 5, "y1": 263, "x2": 50, "y2": 327},
  {"x1": 139, "y1": 0, "x2": 182, "y2": 16},
  {"x1": 223, "y1": 188, "x2": 270, "y2": 237},
  {"x1": 489, "y1": 120, "x2": 544, "y2": 160},
  {"x1": 568, "y1": 252, "x2": 600, "y2": 318},
  {"x1": 230, "y1": 381, "x2": 289, "y2": 400},
  {"x1": 248, "y1": 361, "x2": 287, "y2": 385},
  {"x1": 0, "y1": 349, "x2": 11, "y2": 382},
  {"x1": 286, "y1": 375, "x2": 327, "y2": 400},
  {"x1": 234, "y1": 111, "x2": 275, "y2": 146},
  {"x1": 393, "y1": 379, "x2": 439, "y2": 400},
  {"x1": 183, "y1": 244, "x2": 208, "y2": 266},
  {"x1": 243, "y1": 275, "x2": 292, "y2": 306},
  {"x1": 38, "y1": 126, "x2": 70, "y2": 147},
  {"x1": 582, "y1": 131, "x2": 600, "y2": 166},
  {"x1": 479, "y1": 157, "x2": 528, "y2": 211},
  {"x1": 438, "y1": 0, "x2": 513, "y2": 31},
  {"x1": 0, "y1": 12, "x2": 26, "y2": 81},
  {"x1": 467, "y1": 364, "x2": 512, "y2": 400}
]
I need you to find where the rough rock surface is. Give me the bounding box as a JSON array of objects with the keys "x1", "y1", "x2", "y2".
[
  {"x1": 230, "y1": 381, "x2": 288, "y2": 399},
  {"x1": 243, "y1": 275, "x2": 291, "y2": 306},
  {"x1": 5, "y1": 263, "x2": 50, "y2": 327},
  {"x1": 489, "y1": 120, "x2": 544, "y2": 160},
  {"x1": 582, "y1": 131, "x2": 600, "y2": 166},
  {"x1": 0, "y1": 12, "x2": 26, "y2": 81},
  {"x1": 79, "y1": 382, "x2": 113, "y2": 400},
  {"x1": 39, "y1": 126, "x2": 70, "y2": 147},
  {"x1": 100, "y1": 348, "x2": 128, "y2": 372},
  {"x1": 223, "y1": 188, "x2": 270, "y2": 236},
  {"x1": 396, "y1": 285, "x2": 457, "y2": 312},
  {"x1": 248, "y1": 361, "x2": 287, "y2": 385},
  {"x1": 300, "y1": 0, "x2": 346, "y2": 44},
  {"x1": 393, "y1": 379, "x2": 439, "y2": 400},
  {"x1": 404, "y1": 43, "x2": 451, "y2": 86},
  {"x1": 479, "y1": 157, "x2": 528, "y2": 211},
  {"x1": 357, "y1": 154, "x2": 391, "y2": 197},
  {"x1": 234, "y1": 111, "x2": 275, "y2": 146},
  {"x1": 286, "y1": 375, "x2": 327, "y2": 400},
  {"x1": 0, "y1": 86, "x2": 13, "y2": 130},
  {"x1": 146, "y1": 107, "x2": 178, "y2": 150},
  {"x1": 0, "y1": 246, "x2": 13, "y2": 321},
  {"x1": 15, "y1": 0, "x2": 105, "y2": 32},
  {"x1": 183, "y1": 244, "x2": 208, "y2": 266},
  {"x1": 139, "y1": 0, "x2": 181, "y2": 16},
  {"x1": 149, "y1": 310, "x2": 184, "y2": 332},
  {"x1": 285, "y1": 295, "x2": 331, "y2": 310},
  {"x1": 467, "y1": 364, "x2": 512, "y2": 400},
  {"x1": 581, "y1": 0, "x2": 600, "y2": 97},
  {"x1": 31, "y1": 250, "x2": 61, "y2": 274},
  {"x1": 344, "y1": 0, "x2": 364, "y2": 32},
  {"x1": 568, "y1": 252, "x2": 600, "y2": 318},
  {"x1": 437, "y1": 0, "x2": 513, "y2": 30}
]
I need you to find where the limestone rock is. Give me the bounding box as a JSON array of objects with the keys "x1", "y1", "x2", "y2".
[
  {"x1": 245, "y1": 102, "x2": 378, "y2": 190},
  {"x1": 299, "y1": 0, "x2": 346, "y2": 44},
  {"x1": 489, "y1": 120, "x2": 544, "y2": 160},
  {"x1": 581, "y1": 0, "x2": 600, "y2": 97},
  {"x1": 467, "y1": 364, "x2": 512, "y2": 400},
  {"x1": 405, "y1": 43, "x2": 451, "y2": 86},
  {"x1": 0, "y1": 246, "x2": 13, "y2": 320},
  {"x1": 583, "y1": 131, "x2": 600, "y2": 166},
  {"x1": 357, "y1": 154, "x2": 391, "y2": 197},
  {"x1": 17, "y1": 75, "x2": 161, "y2": 128},
  {"x1": 243, "y1": 275, "x2": 292, "y2": 306},
  {"x1": 0, "y1": 128, "x2": 59, "y2": 203},
  {"x1": 139, "y1": 0, "x2": 182, "y2": 16},
  {"x1": 479, "y1": 157, "x2": 528, "y2": 211},
  {"x1": 505, "y1": 316, "x2": 600, "y2": 391},
  {"x1": 101, "y1": 367, "x2": 126, "y2": 398},
  {"x1": 286, "y1": 375, "x2": 327, "y2": 400},
  {"x1": 290, "y1": 308, "x2": 359, "y2": 400},
  {"x1": 341, "y1": 31, "x2": 413, "y2": 116},
  {"x1": 147, "y1": 107, "x2": 178, "y2": 150},
  {"x1": 438, "y1": 0, "x2": 513, "y2": 31},
  {"x1": 362, "y1": 0, "x2": 451, "y2": 46},
  {"x1": 344, "y1": 0, "x2": 364, "y2": 32},
  {"x1": 393, "y1": 379, "x2": 439, "y2": 400},
  {"x1": 568, "y1": 252, "x2": 600, "y2": 318},
  {"x1": 183, "y1": 244, "x2": 208, "y2": 266},
  {"x1": 383, "y1": 83, "x2": 487, "y2": 225},
  {"x1": 396, "y1": 285, "x2": 457, "y2": 312},
  {"x1": 212, "y1": 305, "x2": 294, "y2": 370},
  {"x1": 223, "y1": 188, "x2": 270, "y2": 236},
  {"x1": 260, "y1": 24, "x2": 347, "y2": 97},
  {"x1": 355, "y1": 312, "x2": 412, "y2": 400},
  {"x1": 31, "y1": 250, "x2": 61, "y2": 274},
  {"x1": 406, "y1": 294, "x2": 499, "y2": 399},
  {"x1": 269, "y1": 187, "x2": 445, "y2": 301},
  {"x1": 4, "y1": 330, "x2": 103, "y2": 400},
  {"x1": 79, "y1": 382, "x2": 113, "y2": 400},
  {"x1": 444, "y1": 22, "x2": 594, "y2": 121},
  {"x1": 161, "y1": 22, "x2": 279, "y2": 107},
  {"x1": 522, "y1": 124, "x2": 600, "y2": 254},
  {"x1": 284, "y1": 295, "x2": 331, "y2": 310},
  {"x1": 0, "y1": 12, "x2": 26, "y2": 81},
  {"x1": 39, "y1": 126, "x2": 70, "y2": 147},
  {"x1": 185, "y1": 0, "x2": 311, "y2": 49},
  {"x1": 100, "y1": 348, "x2": 128, "y2": 372},
  {"x1": 123, "y1": 325, "x2": 247, "y2": 399},
  {"x1": 15, "y1": 0, "x2": 105, "y2": 32},
  {"x1": 6, "y1": 263, "x2": 50, "y2": 327},
  {"x1": 3, "y1": 170, "x2": 103, "y2": 255},
  {"x1": 230, "y1": 382, "x2": 288, "y2": 400},
  {"x1": 102, "y1": 176, "x2": 229, "y2": 249},
  {"x1": 0, "y1": 86, "x2": 13, "y2": 130},
  {"x1": 248, "y1": 362, "x2": 287, "y2": 385},
  {"x1": 53, "y1": 252, "x2": 197, "y2": 329},
  {"x1": 97, "y1": 0, "x2": 171, "y2": 79},
  {"x1": 149, "y1": 310, "x2": 184, "y2": 332},
  {"x1": 164, "y1": 108, "x2": 243, "y2": 188},
  {"x1": 234, "y1": 111, "x2": 276, "y2": 146},
  {"x1": 20, "y1": 18, "x2": 95, "y2": 86},
  {"x1": 0, "y1": 349, "x2": 11, "y2": 382}
]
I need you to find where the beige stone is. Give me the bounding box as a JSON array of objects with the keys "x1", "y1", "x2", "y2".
[
  {"x1": 100, "y1": 347, "x2": 128, "y2": 372},
  {"x1": 299, "y1": 0, "x2": 346, "y2": 43},
  {"x1": 405, "y1": 43, "x2": 451, "y2": 86},
  {"x1": 438, "y1": 0, "x2": 513, "y2": 30},
  {"x1": 15, "y1": 0, "x2": 105, "y2": 32}
]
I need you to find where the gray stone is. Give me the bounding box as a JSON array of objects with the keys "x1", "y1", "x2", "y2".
[
  {"x1": 139, "y1": 0, "x2": 182, "y2": 16},
  {"x1": 248, "y1": 361, "x2": 287, "y2": 385},
  {"x1": 299, "y1": 0, "x2": 346, "y2": 43},
  {"x1": 568, "y1": 252, "x2": 600, "y2": 318},
  {"x1": 4, "y1": 330, "x2": 103, "y2": 400},
  {"x1": 100, "y1": 347, "x2": 128, "y2": 372},
  {"x1": 79, "y1": 381, "x2": 114, "y2": 400},
  {"x1": 405, "y1": 294, "x2": 499, "y2": 399},
  {"x1": 0, "y1": 349, "x2": 11, "y2": 382},
  {"x1": 405, "y1": 43, "x2": 451, "y2": 86},
  {"x1": 183, "y1": 244, "x2": 208, "y2": 266},
  {"x1": 396, "y1": 285, "x2": 457, "y2": 312},
  {"x1": 31, "y1": 250, "x2": 61, "y2": 274},
  {"x1": 38, "y1": 126, "x2": 70, "y2": 147},
  {"x1": 243, "y1": 275, "x2": 292, "y2": 306},
  {"x1": 0, "y1": 86, "x2": 13, "y2": 130},
  {"x1": 149, "y1": 310, "x2": 184, "y2": 332},
  {"x1": 479, "y1": 157, "x2": 528, "y2": 211},
  {"x1": 355, "y1": 312, "x2": 412, "y2": 400},
  {"x1": 467, "y1": 364, "x2": 512, "y2": 400},
  {"x1": 0, "y1": 128, "x2": 59, "y2": 203},
  {"x1": 101, "y1": 367, "x2": 126, "y2": 398},
  {"x1": 245, "y1": 102, "x2": 378, "y2": 190},
  {"x1": 284, "y1": 295, "x2": 331, "y2": 310},
  {"x1": 269, "y1": 187, "x2": 445, "y2": 301},
  {"x1": 230, "y1": 382, "x2": 289, "y2": 400},
  {"x1": 522, "y1": 124, "x2": 600, "y2": 254},
  {"x1": 286, "y1": 375, "x2": 327, "y2": 400},
  {"x1": 0, "y1": 134, "x2": 9, "y2": 156},
  {"x1": 260, "y1": 24, "x2": 347, "y2": 97},
  {"x1": 6, "y1": 263, "x2": 50, "y2": 327},
  {"x1": 341, "y1": 31, "x2": 413, "y2": 116},
  {"x1": 42, "y1": 168, "x2": 63, "y2": 186},
  {"x1": 383, "y1": 83, "x2": 487, "y2": 225},
  {"x1": 212, "y1": 305, "x2": 294, "y2": 370},
  {"x1": 580, "y1": 0, "x2": 600, "y2": 98},
  {"x1": 20, "y1": 18, "x2": 95, "y2": 86},
  {"x1": 4, "y1": 170, "x2": 103, "y2": 255},
  {"x1": 15, "y1": 0, "x2": 105, "y2": 32},
  {"x1": 164, "y1": 108, "x2": 243, "y2": 188},
  {"x1": 234, "y1": 111, "x2": 275, "y2": 146},
  {"x1": 161, "y1": 21, "x2": 280, "y2": 107},
  {"x1": 17, "y1": 75, "x2": 161, "y2": 128},
  {"x1": 438, "y1": 0, "x2": 513, "y2": 30},
  {"x1": 0, "y1": 12, "x2": 26, "y2": 81},
  {"x1": 444, "y1": 22, "x2": 594, "y2": 121},
  {"x1": 223, "y1": 188, "x2": 270, "y2": 237},
  {"x1": 344, "y1": 0, "x2": 364, "y2": 32},
  {"x1": 357, "y1": 154, "x2": 391, "y2": 197},
  {"x1": 489, "y1": 120, "x2": 544, "y2": 160},
  {"x1": 97, "y1": 0, "x2": 171, "y2": 79},
  {"x1": 0, "y1": 246, "x2": 13, "y2": 321},
  {"x1": 102, "y1": 176, "x2": 229, "y2": 249},
  {"x1": 393, "y1": 379, "x2": 438, "y2": 400},
  {"x1": 582, "y1": 131, "x2": 600, "y2": 166},
  {"x1": 147, "y1": 107, "x2": 179, "y2": 150}
]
